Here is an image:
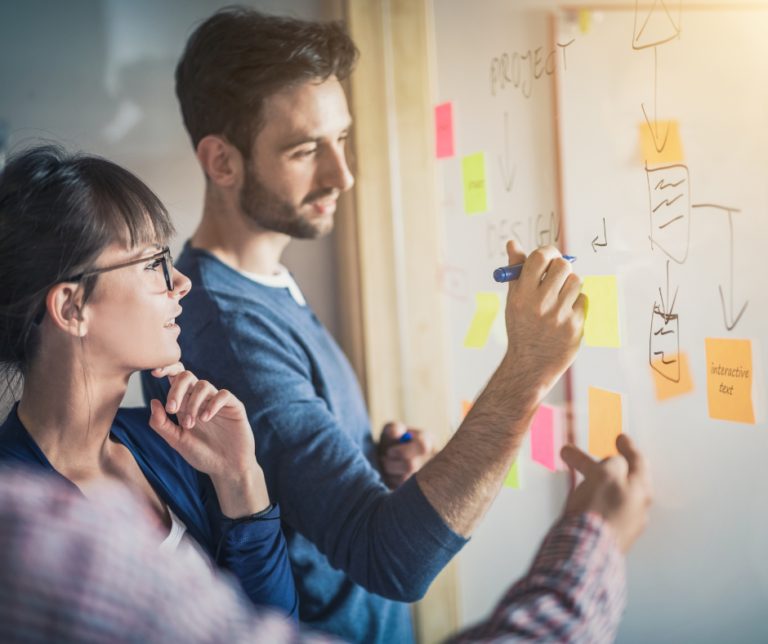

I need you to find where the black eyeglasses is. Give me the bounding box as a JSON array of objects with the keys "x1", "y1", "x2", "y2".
[{"x1": 66, "y1": 246, "x2": 174, "y2": 292}]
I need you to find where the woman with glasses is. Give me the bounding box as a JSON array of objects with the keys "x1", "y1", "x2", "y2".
[{"x1": 0, "y1": 145, "x2": 297, "y2": 619}]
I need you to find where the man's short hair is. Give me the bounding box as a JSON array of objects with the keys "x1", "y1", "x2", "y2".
[{"x1": 176, "y1": 7, "x2": 358, "y2": 159}]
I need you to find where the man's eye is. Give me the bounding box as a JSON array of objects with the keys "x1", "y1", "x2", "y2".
[
  {"x1": 146, "y1": 259, "x2": 162, "y2": 270},
  {"x1": 295, "y1": 148, "x2": 317, "y2": 158}
]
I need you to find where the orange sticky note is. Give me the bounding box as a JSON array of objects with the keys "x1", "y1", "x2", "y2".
[
  {"x1": 639, "y1": 120, "x2": 684, "y2": 165},
  {"x1": 588, "y1": 386, "x2": 622, "y2": 458},
  {"x1": 705, "y1": 338, "x2": 755, "y2": 424},
  {"x1": 651, "y1": 351, "x2": 694, "y2": 401},
  {"x1": 460, "y1": 399, "x2": 473, "y2": 421}
]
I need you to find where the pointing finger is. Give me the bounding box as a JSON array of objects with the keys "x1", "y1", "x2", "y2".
[{"x1": 561, "y1": 444, "x2": 598, "y2": 476}]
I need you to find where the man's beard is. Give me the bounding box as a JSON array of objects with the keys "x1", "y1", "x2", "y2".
[{"x1": 239, "y1": 161, "x2": 334, "y2": 240}]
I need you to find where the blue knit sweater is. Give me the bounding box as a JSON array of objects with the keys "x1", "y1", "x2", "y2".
[
  {"x1": 0, "y1": 404, "x2": 298, "y2": 619},
  {"x1": 142, "y1": 245, "x2": 467, "y2": 644}
]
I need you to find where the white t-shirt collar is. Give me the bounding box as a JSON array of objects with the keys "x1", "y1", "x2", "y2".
[{"x1": 238, "y1": 265, "x2": 307, "y2": 306}]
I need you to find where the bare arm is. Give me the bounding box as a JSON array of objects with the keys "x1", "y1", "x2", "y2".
[{"x1": 416, "y1": 241, "x2": 587, "y2": 537}]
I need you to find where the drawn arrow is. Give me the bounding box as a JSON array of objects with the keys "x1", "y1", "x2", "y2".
[
  {"x1": 692, "y1": 203, "x2": 748, "y2": 331},
  {"x1": 498, "y1": 112, "x2": 516, "y2": 192},
  {"x1": 591, "y1": 218, "x2": 607, "y2": 253},
  {"x1": 641, "y1": 46, "x2": 670, "y2": 153}
]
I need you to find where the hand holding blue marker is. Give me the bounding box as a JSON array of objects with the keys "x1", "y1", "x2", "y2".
[
  {"x1": 399, "y1": 431, "x2": 412, "y2": 444},
  {"x1": 493, "y1": 255, "x2": 577, "y2": 283}
]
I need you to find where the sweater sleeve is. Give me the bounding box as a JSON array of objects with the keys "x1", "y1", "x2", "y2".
[
  {"x1": 216, "y1": 503, "x2": 299, "y2": 621},
  {"x1": 143, "y1": 311, "x2": 467, "y2": 603},
  {"x1": 446, "y1": 513, "x2": 627, "y2": 644}
]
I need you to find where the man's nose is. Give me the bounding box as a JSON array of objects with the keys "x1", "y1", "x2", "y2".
[{"x1": 320, "y1": 143, "x2": 354, "y2": 192}]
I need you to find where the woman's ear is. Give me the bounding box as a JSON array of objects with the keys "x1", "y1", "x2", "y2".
[
  {"x1": 196, "y1": 135, "x2": 243, "y2": 188},
  {"x1": 45, "y1": 284, "x2": 88, "y2": 338}
]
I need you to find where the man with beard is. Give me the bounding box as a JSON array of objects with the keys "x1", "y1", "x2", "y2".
[{"x1": 142, "y1": 8, "x2": 645, "y2": 643}]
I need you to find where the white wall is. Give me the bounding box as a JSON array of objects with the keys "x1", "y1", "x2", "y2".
[{"x1": 0, "y1": 0, "x2": 338, "y2": 406}]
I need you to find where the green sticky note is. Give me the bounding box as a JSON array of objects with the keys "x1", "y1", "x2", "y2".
[
  {"x1": 463, "y1": 293, "x2": 501, "y2": 348},
  {"x1": 581, "y1": 276, "x2": 620, "y2": 348},
  {"x1": 462, "y1": 152, "x2": 488, "y2": 214},
  {"x1": 504, "y1": 459, "x2": 521, "y2": 489}
]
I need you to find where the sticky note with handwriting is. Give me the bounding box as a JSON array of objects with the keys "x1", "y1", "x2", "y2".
[
  {"x1": 651, "y1": 351, "x2": 694, "y2": 401},
  {"x1": 504, "y1": 458, "x2": 521, "y2": 489},
  {"x1": 639, "y1": 120, "x2": 684, "y2": 165},
  {"x1": 435, "y1": 102, "x2": 454, "y2": 159},
  {"x1": 462, "y1": 152, "x2": 488, "y2": 215},
  {"x1": 463, "y1": 293, "x2": 500, "y2": 348},
  {"x1": 705, "y1": 338, "x2": 755, "y2": 424},
  {"x1": 588, "y1": 386, "x2": 622, "y2": 459},
  {"x1": 530, "y1": 405, "x2": 556, "y2": 472},
  {"x1": 581, "y1": 276, "x2": 620, "y2": 347}
]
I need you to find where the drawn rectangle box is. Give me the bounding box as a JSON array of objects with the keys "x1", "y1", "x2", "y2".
[
  {"x1": 649, "y1": 302, "x2": 680, "y2": 383},
  {"x1": 647, "y1": 163, "x2": 690, "y2": 264}
]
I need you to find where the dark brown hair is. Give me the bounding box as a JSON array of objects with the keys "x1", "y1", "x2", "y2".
[
  {"x1": 0, "y1": 144, "x2": 175, "y2": 392},
  {"x1": 175, "y1": 6, "x2": 358, "y2": 159}
]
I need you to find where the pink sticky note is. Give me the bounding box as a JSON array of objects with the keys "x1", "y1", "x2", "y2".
[
  {"x1": 435, "y1": 102, "x2": 454, "y2": 159},
  {"x1": 530, "y1": 405, "x2": 556, "y2": 472},
  {"x1": 552, "y1": 406, "x2": 567, "y2": 472}
]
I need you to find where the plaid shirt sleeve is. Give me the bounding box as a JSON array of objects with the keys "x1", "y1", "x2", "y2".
[
  {"x1": 0, "y1": 468, "x2": 623, "y2": 644},
  {"x1": 446, "y1": 512, "x2": 627, "y2": 644}
]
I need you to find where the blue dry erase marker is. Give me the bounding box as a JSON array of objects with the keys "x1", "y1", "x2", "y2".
[
  {"x1": 399, "y1": 431, "x2": 412, "y2": 444},
  {"x1": 493, "y1": 255, "x2": 577, "y2": 283}
]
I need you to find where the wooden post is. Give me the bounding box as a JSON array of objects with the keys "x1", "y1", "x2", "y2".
[{"x1": 324, "y1": 0, "x2": 460, "y2": 641}]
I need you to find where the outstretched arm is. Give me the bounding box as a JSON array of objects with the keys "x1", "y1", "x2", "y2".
[
  {"x1": 417, "y1": 241, "x2": 587, "y2": 538},
  {"x1": 445, "y1": 435, "x2": 653, "y2": 644}
]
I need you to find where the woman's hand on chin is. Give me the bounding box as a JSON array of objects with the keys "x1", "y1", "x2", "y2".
[{"x1": 148, "y1": 364, "x2": 270, "y2": 518}]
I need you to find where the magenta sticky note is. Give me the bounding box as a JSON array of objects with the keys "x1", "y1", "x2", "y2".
[
  {"x1": 531, "y1": 405, "x2": 556, "y2": 472},
  {"x1": 435, "y1": 102, "x2": 454, "y2": 159}
]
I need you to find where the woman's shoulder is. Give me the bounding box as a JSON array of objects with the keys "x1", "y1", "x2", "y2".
[
  {"x1": 0, "y1": 405, "x2": 50, "y2": 468},
  {"x1": 112, "y1": 407, "x2": 194, "y2": 477}
]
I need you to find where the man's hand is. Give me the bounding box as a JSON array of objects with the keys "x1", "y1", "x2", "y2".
[
  {"x1": 378, "y1": 422, "x2": 435, "y2": 490},
  {"x1": 501, "y1": 240, "x2": 587, "y2": 414},
  {"x1": 561, "y1": 434, "x2": 653, "y2": 553}
]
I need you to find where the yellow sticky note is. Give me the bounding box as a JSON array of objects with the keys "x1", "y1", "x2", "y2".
[
  {"x1": 639, "y1": 120, "x2": 684, "y2": 165},
  {"x1": 504, "y1": 459, "x2": 521, "y2": 489},
  {"x1": 581, "y1": 276, "x2": 620, "y2": 348},
  {"x1": 463, "y1": 293, "x2": 500, "y2": 348},
  {"x1": 588, "y1": 386, "x2": 622, "y2": 459},
  {"x1": 705, "y1": 338, "x2": 755, "y2": 424},
  {"x1": 579, "y1": 10, "x2": 591, "y2": 34},
  {"x1": 461, "y1": 399, "x2": 473, "y2": 421},
  {"x1": 651, "y1": 351, "x2": 694, "y2": 401},
  {"x1": 462, "y1": 152, "x2": 488, "y2": 215}
]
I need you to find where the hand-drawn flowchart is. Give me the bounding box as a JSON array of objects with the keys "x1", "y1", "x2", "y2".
[{"x1": 635, "y1": 0, "x2": 749, "y2": 389}]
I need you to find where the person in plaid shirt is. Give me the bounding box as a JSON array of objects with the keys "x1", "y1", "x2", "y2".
[{"x1": 0, "y1": 433, "x2": 651, "y2": 644}]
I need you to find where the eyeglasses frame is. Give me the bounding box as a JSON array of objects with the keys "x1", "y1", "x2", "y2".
[{"x1": 65, "y1": 246, "x2": 174, "y2": 292}]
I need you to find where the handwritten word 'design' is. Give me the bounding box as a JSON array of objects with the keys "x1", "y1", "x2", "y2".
[
  {"x1": 705, "y1": 338, "x2": 754, "y2": 424},
  {"x1": 490, "y1": 40, "x2": 575, "y2": 98}
]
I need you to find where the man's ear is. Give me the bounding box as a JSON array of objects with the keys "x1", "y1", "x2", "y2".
[
  {"x1": 196, "y1": 135, "x2": 243, "y2": 188},
  {"x1": 45, "y1": 284, "x2": 88, "y2": 338}
]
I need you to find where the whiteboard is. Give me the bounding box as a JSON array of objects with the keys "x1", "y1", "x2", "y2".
[
  {"x1": 558, "y1": 6, "x2": 768, "y2": 643},
  {"x1": 431, "y1": 0, "x2": 572, "y2": 631},
  {"x1": 432, "y1": 2, "x2": 768, "y2": 642}
]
